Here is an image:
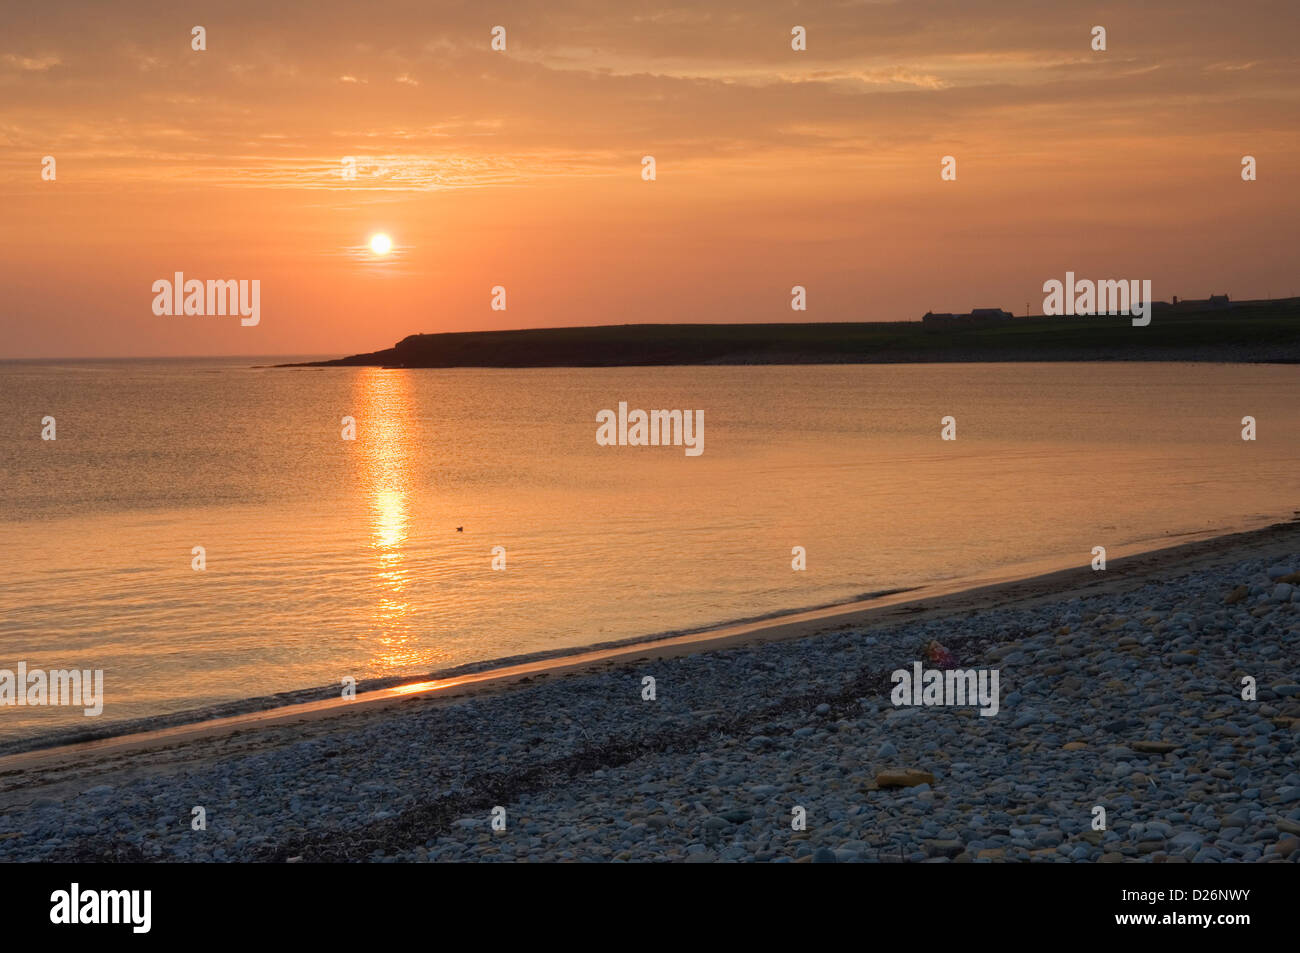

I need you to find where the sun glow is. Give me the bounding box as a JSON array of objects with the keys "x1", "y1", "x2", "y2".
[{"x1": 369, "y1": 233, "x2": 393, "y2": 255}]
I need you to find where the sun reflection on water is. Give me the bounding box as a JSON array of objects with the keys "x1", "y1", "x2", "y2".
[{"x1": 351, "y1": 368, "x2": 420, "y2": 672}]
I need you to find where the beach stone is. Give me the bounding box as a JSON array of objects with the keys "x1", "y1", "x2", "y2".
[
  {"x1": 1132, "y1": 741, "x2": 1178, "y2": 754},
  {"x1": 1103, "y1": 718, "x2": 1142, "y2": 733},
  {"x1": 811, "y1": 847, "x2": 837, "y2": 864},
  {"x1": 874, "y1": 769, "x2": 936, "y2": 789},
  {"x1": 924, "y1": 839, "x2": 964, "y2": 858},
  {"x1": 1224, "y1": 585, "x2": 1249, "y2": 604}
]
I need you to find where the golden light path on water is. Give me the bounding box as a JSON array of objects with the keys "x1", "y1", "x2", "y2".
[{"x1": 351, "y1": 367, "x2": 418, "y2": 673}]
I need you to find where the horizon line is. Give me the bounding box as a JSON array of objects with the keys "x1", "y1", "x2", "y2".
[{"x1": 6, "y1": 293, "x2": 1299, "y2": 362}]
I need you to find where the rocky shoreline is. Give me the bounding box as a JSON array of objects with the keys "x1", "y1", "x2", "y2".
[{"x1": 1, "y1": 540, "x2": 1298, "y2": 863}]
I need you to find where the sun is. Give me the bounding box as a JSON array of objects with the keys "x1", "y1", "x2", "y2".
[{"x1": 369, "y1": 233, "x2": 393, "y2": 255}]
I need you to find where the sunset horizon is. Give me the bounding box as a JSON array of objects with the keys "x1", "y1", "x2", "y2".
[
  {"x1": 4, "y1": 1, "x2": 1298, "y2": 358},
  {"x1": 2, "y1": 0, "x2": 1298, "y2": 925}
]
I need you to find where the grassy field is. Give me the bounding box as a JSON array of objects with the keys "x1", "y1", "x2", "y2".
[{"x1": 304, "y1": 298, "x2": 1300, "y2": 367}]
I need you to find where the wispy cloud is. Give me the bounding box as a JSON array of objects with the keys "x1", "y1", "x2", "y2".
[{"x1": 2, "y1": 52, "x2": 61, "y2": 71}]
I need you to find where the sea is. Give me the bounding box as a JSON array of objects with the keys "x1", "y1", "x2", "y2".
[{"x1": 1, "y1": 358, "x2": 1297, "y2": 742}]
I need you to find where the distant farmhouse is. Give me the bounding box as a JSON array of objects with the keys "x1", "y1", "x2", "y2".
[
  {"x1": 1152, "y1": 294, "x2": 1231, "y2": 313},
  {"x1": 922, "y1": 296, "x2": 1239, "y2": 331},
  {"x1": 922, "y1": 308, "x2": 1014, "y2": 330}
]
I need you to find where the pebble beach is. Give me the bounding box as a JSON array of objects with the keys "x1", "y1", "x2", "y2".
[{"x1": 2, "y1": 523, "x2": 1299, "y2": 863}]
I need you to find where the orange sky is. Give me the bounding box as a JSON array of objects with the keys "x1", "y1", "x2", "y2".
[{"x1": 2, "y1": 0, "x2": 1297, "y2": 357}]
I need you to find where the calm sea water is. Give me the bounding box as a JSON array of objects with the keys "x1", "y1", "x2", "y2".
[{"x1": 1, "y1": 359, "x2": 1297, "y2": 742}]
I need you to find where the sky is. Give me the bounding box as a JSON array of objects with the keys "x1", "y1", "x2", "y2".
[{"x1": 1, "y1": 0, "x2": 1297, "y2": 358}]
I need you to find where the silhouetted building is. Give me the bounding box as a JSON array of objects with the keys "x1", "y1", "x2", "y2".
[{"x1": 1158, "y1": 294, "x2": 1232, "y2": 312}]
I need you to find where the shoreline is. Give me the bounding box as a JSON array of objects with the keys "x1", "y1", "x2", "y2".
[
  {"x1": 0, "y1": 516, "x2": 1296, "y2": 862},
  {"x1": 3, "y1": 517, "x2": 1297, "y2": 770},
  {"x1": 279, "y1": 356, "x2": 1300, "y2": 369},
  {"x1": 278, "y1": 303, "x2": 1300, "y2": 369}
]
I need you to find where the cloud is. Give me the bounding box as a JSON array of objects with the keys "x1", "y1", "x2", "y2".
[
  {"x1": 1, "y1": 0, "x2": 1295, "y2": 192},
  {"x1": 2, "y1": 52, "x2": 61, "y2": 71}
]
